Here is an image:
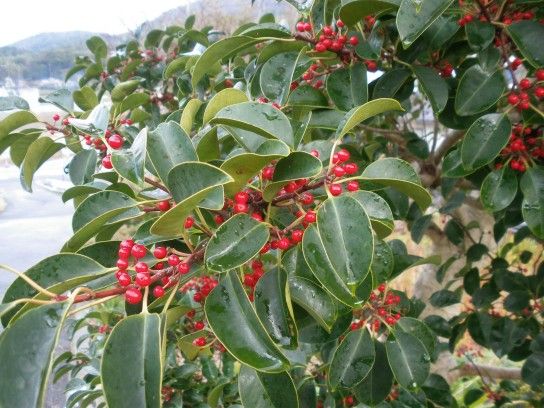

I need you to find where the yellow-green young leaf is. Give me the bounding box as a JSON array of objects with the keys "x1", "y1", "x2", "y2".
[
  {"x1": 263, "y1": 151, "x2": 322, "y2": 201},
  {"x1": 335, "y1": 98, "x2": 403, "y2": 139},
  {"x1": 102, "y1": 314, "x2": 162, "y2": 408},
  {"x1": 111, "y1": 80, "x2": 140, "y2": 102},
  {"x1": 354, "y1": 341, "x2": 394, "y2": 405},
  {"x1": 339, "y1": 0, "x2": 398, "y2": 26},
  {"x1": 203, "y1": 88, "x2": 248, "y2": 124},
  {"x1": 147, "y1": 121, "x2": 197, "y2": 184},
  {"x1": 288, "y1": 276, "x2": 338, "y2": 332},
  {"x1": 349, "y1": 190, "x2": 394, "y2": 239},
  {"x1": 254, "y1": 268, "x2": 297, "y2": 349},
  {"x1": 506, "y1": 21, "x2": 544, "y2": 68},
  {"x1": 73, "y1": 86, "x2": 98, "y2": 111},
  {"x1": 396, "y1": 0, "x2": 454, "y2": 47},
  {"x1": 329, "y1": 329, "x2": 375, "y2": 390},
  {"x1": 0, "y1": 301, "x2": 73, "y2": 408},
  {"x1": 386, "y1": 329, "x2": 430, "y2": 389},
  {"x1": 205, "y1": 213, "x2": 269, "y2": 272},
  {"x1": 360, "y1": 158, "x2": 432, "y2": 210},
  {"x1": 238, "y1": 365, "x2": 299, "y2": 408},
  {"x1": 302, "y1": 195, "x2": 373, "y2": 307},
  {"x1": 20, "y1": 137, "x2": 64, "y2": 192},
  {"x1": 520, "y1": 167, "x2": 544, "y2": 238},
  {"x1": 210, "y1": 102, "x2": 294, "y2": 147},
  {"x1": 150, "y1": 162, "x2": 233, "y2": 237},
  {"x1": 180, "y1": 98, "x2": 203, "y2": 134},
  {"x1": 192, "y1": 36, "x2": 259, "y2": 87},
  {"x1": 205, "y1": 271, "x2": 290, "y2": 372},
  {"x1": 164, "y1": 56, "x2": 190, "y2": 79},
  {"x1": 111, "y1": 127, "x2": 147, "y2": 186}
]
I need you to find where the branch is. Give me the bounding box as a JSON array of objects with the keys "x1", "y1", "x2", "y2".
[
  {"x1": 359, "y1": 124, "x2": 406, "y2": 145},
  {"x1": 433, "y1": 130, "x2": 465, "y2": 164},
  {"x1": 454, "y1": 363, "x2": 521, "y2": 381},
  {"x1": 144, "y1": 176, "x2": 170, "y2": 194}
]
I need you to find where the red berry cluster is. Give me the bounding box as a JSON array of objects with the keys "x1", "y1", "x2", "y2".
[
  {"x1": 257, "y1": 96, "x2": 282, "y2": 110},
  {"x1": 327, "y1": 148, "x2": 360, "y2": 196},
  {"x1": 497, "y1": 124, "x2": 543, "y2": 172},
  {"x1": 439, "y1": 61, "x2": 454, "y2": 78},
  {"x1": 350, "y1": 284, "x2": 402, "y2": 332},
  {"x1": 507, "y1": 68, "x2": 544, "y2": 111},
  {"x1": 180, "y1": 276, "x2": 218, "y2": 304},
  {"x1": 242, "y1": 259, "x2": 266, "y2": 301},
  {"x1": 300, "y1": 20, "x2": 359, "y2": 54}
]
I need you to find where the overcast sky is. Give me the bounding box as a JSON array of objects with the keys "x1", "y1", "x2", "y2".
[{"x1": 0, "y1": 0, "x2": 191, "y2": 47}]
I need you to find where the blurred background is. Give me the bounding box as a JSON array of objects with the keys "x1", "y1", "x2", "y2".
[{"x1": 0, "y1": 0, "x2": 297, "y2": 297}]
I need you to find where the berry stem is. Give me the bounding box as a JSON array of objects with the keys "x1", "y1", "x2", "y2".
[{"x1": 144, "y1": 176, "x2": 170, "y2": 193}]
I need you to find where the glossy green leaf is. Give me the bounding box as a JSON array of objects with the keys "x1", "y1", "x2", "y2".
[
  {"x1": 349, "y1": 190, "x2": 394, "y2": 238},
  {"x1": 522, "y1": 353, "x2": 544, "y2": 387},
  {"x1": 506, "y1": 20, "x2": 544, "y2": 67},
  {"x1": 254, "y1": 268, "x2": 297, "y2": 349},
  {"x1": 302, "y1": 195, "x2": 373, "y2": 307},
  {"x1": 0, "y1": 96, "x2": 29, "y2": 111},
  {"x1": 257, "y1": 41, "x2": 306, "y2": 65},
  {"x1": 238, "y1": 365, "x2": 299, "y2": 408},
  {"x1": 180, "y1": 98, "x2": 203, "y2": 134},
  {"x1": 205, "y1": 213, "x2": 270, "y2": 272},
  {"x1": 396, "y1": 317, "x2": 436, "y2": 357},
  {"x1": 360, "y1": 158, "x2": 432, "y2": 210},
  {"x1": 0, "y1": 301, "x2": 72, "y2": 408},
  {"x1": 442, "y1": 147, "x2": 476, "y2": 178},
  {"x1": 481, "y1": 167, "x2": 518, "y2": 212},
  {"x1": 193, "y1": 125, "x2": 220, "y2": 162},
  {"x1": 372, "y1": 68, "x2": 411, "y2": 99},
  {"x1": 39, "y1": 88, "x2": 73, "y2": 112},
  {"x1": 147, "y1": 121, "x2": 197, "y2": 184},
  {"x1": 354, "y1": 341, "x2": 393, "y2": 405},
  {"x1": 371, "y1": 239, "x2": 394, "y2": 284},
  {"x1": 86, "y1": 35, "x2": 107, "y2": 59},
  {"x1": 164, "y1": 56, "x2": 189, "y2": 78},
  {"x1": 455, "y1": 65, "x2": 505, "y2": 116},
  {"x1": 150, "y1": 162, "x2": 233, "y2": 237},
  {"x1": 238, "y1": 23, "x2": 292, "y2": 39},
  {"x1": 73, "y1": 86, "x2": 98, "y2": 111},
  {"x1": 0, "y1": 111, "x2": 38, "y2": 143},
  {"x1": 203, "y1": 88, "x2": 248, "y2": 124},
  {"x1": 205, "y1": 271, "x2": 290, "y2": 372},
  {"x1": 461, "y1": 113, "x2": 511, "y2": 171},
  {"x1": 263, "y1": 151, "x2": 322, "y2": 201},
  {"x1": 20, "y1": 137, "x2": 64, "y2": 192},
  {"x1": 326, "y1": 63, "x2": 368, "y2": 111},
  {"x1": 286, "y1": 86, "x2": 328, "y2": 109},
  {"x1": 118, "y1": 93, "x2": 150, "y2": 113},
  {"x1": 520, "y1": 167, "x2": 544, "y2": 238},
  {"x1": 329, "y1": 329, "x2": 375, "y2": 390},
  {"x1": 413, "y1": 65, "x2": 448, "y2": 113},
  {"x1": 111, "y1": 127, "x2": 147, "y2": 186},
  {"x1": 335, "y1": 98, "x2": 403, "y2": 139},
  {"x1": 102, "y1": 313, "x2": 162, "y2": 408},
  {"x1": 69, "y1": 149, "x2": 97, "y2": 186},
  {"x1": 260, "y1": 52, "x2": 299, "y2": 104},
  {"x1": 111, "y1": 80, "x2": 140, "y2": 102},
  {"x1": 192, "y1": 36, "x2": 259, "y2": 87},
  {"x1": 396, "y1": 0, "x2": 454, "y2": 47},
  {"x1": 386, "y1": 329, "x2": 430, "y2": 388},
  {"x1": 466, "y1": 21, "x2": 495, "y2": 51},
  {"x1": 288, "y1": 276, "x2": 337, "y2": 331},
  {"x1": 339, "y1": 0, "x2": 398, "y2": 26},
  {"x1": 211, "y1": 102, "x2": 294, "y2": 147}
]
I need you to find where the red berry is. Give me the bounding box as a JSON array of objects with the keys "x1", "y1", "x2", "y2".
[
  {"x1": 153, "y1": 285, "x2": 165, "y2": 298},
  {"x1": 519, "y1": 100, "x2": 530, "y2": 110},
  {"x1": 347, "y1": 180, "x2": 359, "y2": 191},
  {"x1": 349, "y1": 36, "x2": 359, "y2": 46},
  {"x1": 184, "y1": 216, "x2": 194, "y2": 229},
  {"x1": 214, "y1": 214, "x2": 224, "y2": 224},
  {"x1": 131, "y1": 244, "x2": 146, "y2": 259},
  {"x1": 107, "y1": 134, "x2": 124, "y2": 149},
  {"x1": 507, "y1": 93, "x2": 520, "y2": 105},
  {"x1": 323, "y1": 26, "x2": 333, "y2": 36},
  {"x1": 52, "y1": 113, "x2": 60, "y2": 121},
  {"x1": 251, "y1": 212, "x2": 263, "y2": 222},
  {"x1": 102, "y1": 155, "x2": 113, "y2": 169},
  {"x1": 277, "y1": 237, "x2": 291, "y2": 250},
  {"x1": 464, "y1": 14, "x2": 473, "y2": 23},
  {"x1": 244, "y1": 274, "x2": 256, "y2": 287},
  {"x1": 520, "y1": 78, "x2": 532, "y2": 89},
  {"x1": 378, "y1": 307, "x2": 387, "y2": 317},
  {"x1": 315, "y1": 42, "x2": 327, "y2": 52},
  {"x1": 333, "y1": 165, "x2": 346, "y2": 177},
  {"x1": 344, "y1": 162, "x2": 358, "y2": 175},
  {"x1": 117, "y1": 272, "x2": 131, "y2": 287},
  {"x1": 167, "y1": 254, "x2": 180, "y2": 266},
  {"x1": 378, "y1": 283, "x2": 386, "y2": 292},
  {"x1": 194, "y1": 321, "x2": 205, "y2": 330},
  {"x1": 535, "y1": 87, "x2": 544, "y2": 99},
  {"x1": 234, "y1": 191, "x2": 249, "y2": 204},
  {"x1": 386, "y1": 315, "x2": 396, "y2": 325},
  {"x1": 511, "y1": 58, "x2": 523, "y2": 70},
  {"x1": 62, "y1": 118, "x2": 70, "y2": 126},
  {"x1": 153, "y1": 246, "x2": 167, "y2": 259},
  {"x1": 296, "y1": 21, "x2": 305, "y2": 32},
  {"x1": 336, "y1": 19, "x2": 345, "y2": 28},
  {"x1": 135, "y1": 272, "x2": 151, "y2": 287},
  {"x1": 329, "y1": 183, "x2": 342, "y2": 196},
  {"x1": 303, "y1": 22, "x2": 312, "y2": 32},
  {"x1": 135, "y1": 261, "x2": 149, "y2": 273},
  {"x1": 120, "y1": 239, "x2": 134, "y2": 250},
  {"x1": 310, "y1": 149, "x2": 320, "y2": 157},
  {"x1": 193, "y1": 337, "x2": 206, "y2": 347},
  {"x1": 116, "y1": 258, "x2": 129, "y2": 270},
  {"x1": 291, "y1": 229, "x2": 304, "y2": 243},
  {"x1": 536, "y1": 69, "x2": 544, "y2": 81},
  {"x1": 305, "y1": 210, "x2": 317, "y2": 223},
  {"x1": 193, "y1": 292, "x2": 203, "y2": 302},
  {"x1": 178, "y1": 262, "x2": 190, "y2": 274},
  {"x1": 302, "y1": 71, "x2": 314, "y2": 81},
  {"x1": 285, "y1": 181, "x2": 298, "y2": 193},
  {"x1": 125, "y1": 287, "x2": 142, "y2": 304},
  {"x1": 262, "y1": 166, "x2": 275, "y2": 180},
  {"x1": 233, "y1": 202, "x2": 249, "y2": 213},
  {"x1": 366, "y1": 60, "x2": 378, "y2": 72},
  {"x1": 300, "y1": 192, "x2": 314, "y2": 205},
  {"x1": 157, "y1": 200, "x2": 171, "y2": 211},
  {"x1": 323, "y1": 38, "x2": 332, "y2": 49},
  {"x1": 260, "y1": 242, "x2": 271, "y2": 254},
  {"x1": 337, "y1": 149, "x2": 350, "y2": 162},
  {"x1": 118, "y1": 248, "x2": 130, "y2": 259}
]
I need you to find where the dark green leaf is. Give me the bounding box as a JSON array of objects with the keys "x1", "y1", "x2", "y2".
[
  {"x1": 326, "y1": 63, "x2": 368, "y2": 111},
  {"x1": 466, "y1": 21, "x2": 495, "y2": 51},
  {"x1": 520, "y1": 167, "x2": 544, "y2": 238},
  {"x1": 238, "y1": 365, "x2": 299, "y2": 408},
  {"x1": 354, "y1": 341, "x2": 393, "y2": 405},
  {"x1": 430, "y1": 289, "x2": 460, "y2": 307},
  {"x1": 481, "y1": 167, "x2": 518, "y2": 212},
  {"x1": 396, "y1": 0, "x2": 454, "y2": 47},
  {"x1": 339, "y1": 0, "x2": 398, "y2": 26},
  {"x1": 386, "y1": 330, "x2": 430, "y2": 388},
  {"x1": 455, "y1": 66, "x2": 505, "y2": 116},
  {"x1": 506, "y1": 20, "x2": 544, "y2": 67},
  {"x1": 69, "y1": 149, "x2": 97, "y2": 186},
  {"x1": 413, "y1": 66, "x2": 448, "y2": 113},
  {"x1": 288, "y1": 276, "x2": 337, "y2": 331}
]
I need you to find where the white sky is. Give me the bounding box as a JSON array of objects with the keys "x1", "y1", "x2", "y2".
[{"x1": 0, "y1": 0, "x2": 192, "y2": 47}]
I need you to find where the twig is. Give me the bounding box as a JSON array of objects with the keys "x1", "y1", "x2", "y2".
[{"x1": 144, "y1": 176, "x2": 170, "y2": 193}]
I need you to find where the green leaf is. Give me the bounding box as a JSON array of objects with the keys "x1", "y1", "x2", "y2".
[
  {"x1": 481, "y1": 167, "x2": 518, "y2": 212},
  {"x1": 203, "y1": 88, "x2": 248, "y2": 124},
  {"x1": 73, "y1": 86, "x2": 98, "y2": 111},
  {"x1": 63, "y1": 191, "x2": 142, "y2": 252},
  {"x1": 396, "y1": 0, "x2": 454, "y2": 47},
  {"x1": 326, "y1": 63, "x2": 368, "y2": 111},
  {"x1": 0, "y1": 96, "x2": 29, "y2": 111},
  {"x1": 180, "y1": 98, "x2": 203, "y2": 134},
  {"x1": 430, "y1": 289, "x2": 460, "y2": 307},
  {"x1": 463, "y1": 114, "x2": 511, "y2": 171},
  {"x1": 329, "y1": 329, "x2": 375, "y2": 390},
  {"x1": 0, "y1": 111, "x2": 38, "y2": 144},
  {"x1": 360, "y1": 158, "x2": 432, "y2": 210},
  {"x1": 354, "y1": 341, "x2": 393, "y2": 405},
  {"x1": 339, "y1": 0, "x2": 398, "y2": 26},
  {"x1": 0, "y1": 302, "x2": 72, "y2": 407},
  {"x1": 39, "y1": 88, "x2": 74, "y2": 112},
  {"x1": 260, "y1": 52, "x2": 300, "y2": 105},
  {"x1": 254, "y1": 268, "x2": 297, "y2": 349},
  {"x1": 193, "y1": 125, "x2": 220, "y2": 162},
  {"x1": 147, "y1": 121, "x2": 197, "y2": 184},
  {"x1": 520, "y1": 167, "x2": 544, "y2": 238},
  {"x1": 442, "y1": 147, "x2": 476, "y2": 178},
  {"x1": 192, "y1": 36, "x2": 259, "y2": 87},
  {"x1": 413, "y1": 65, "x2": 448, "y2": 113},
  {"x1": 102, "y1": 314, "x2": 162, "y2": 408},
  {"x1": 111, "y1": 80, "x2": 140, "y2": 102},
  {"x1": 396, "y1": 317, "x2": 436, "y2": 357},
  {"x1": 455, "y1": 65, "x2": 505, "y2": 116},
  {"x1": 335, "y1": 98, "x2": 403, "y2": 139},
  {"x1": 238, "y1": 365, "x2": 299, "y2": 408},
  {"x1": 205, "y1": 213, "x2": 270, "y2": 272},
  {"x1": 69, "y1": 149, "x2": 97, "y2": 186},
  {"x1": 506, "y1": 20, "x2": 544, "y2": 68},
  {"x1": 302, "y1": 195, "x2": 373, "y2": 307},
  {"x1": 262, "y1": 151, "x2": 322, "y2": 201},
  {"x1": 372, "y1": 68, "x2": 411, "y2": 99},
  {"x1": 86, "y1": 36, "x2": 107, "y2": 59},
  {"x1": 205, "y1": 271, "x2": 290, "y2": 372},
  {"x1": 238, "y1": 23, "x2": 292, "y2": 39},
  {"x1": 211, "y1": 102, "x2": 294, "y2": 147},
  {"x1": 118, "y1": 93, "x2": 150, "y2": 112},
  {"x1": 466, "y1": 21, "x2": 495, "y2": 51},
  {"x1": 286, "y1": 86, "x2": 328, "y2": 109},
  {"x1": 150, "y1": 162, "x2": 233, "y2": 237},
  {"x1": 288, "y1": 276, "x2": 337, "y2": 332},
  {"x1": 20, "y1": 137, "x2": 64, "y2": 192},
  {"x1": 522, "y1": 352, "x2": 544, "y2": 387},
  {"x1": 69, "y1": 103, "x2": 110, "y2": 132},
  {"x1": 386, "y1": 330, "x2": 430, "y2": 388},
  {"x1": 349, "y1": 190, "x2": 394, "y2": 238}
]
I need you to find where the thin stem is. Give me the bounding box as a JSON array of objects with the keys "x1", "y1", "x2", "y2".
[
  {"x1": 0, "y1": 264, "x2": 58, "y2": 298},
  {"x1": 67, "y1": 296, "x2": 117, "y2": 317},
  {"x1": 144, "y1": 176, "x2": 170, "y2": 193}
]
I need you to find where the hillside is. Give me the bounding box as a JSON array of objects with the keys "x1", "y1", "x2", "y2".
[{"x1": 0, "y1": 0, "x2": 295, "y2": 84}]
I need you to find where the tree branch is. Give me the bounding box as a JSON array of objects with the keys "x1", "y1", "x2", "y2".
[
  {"x1": 433, "y1": 130, "x2": 465, "y2": 164},
  {"x1": 454, "y1": 363, "x2": 521, "y2": 381}
]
